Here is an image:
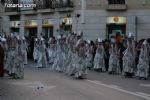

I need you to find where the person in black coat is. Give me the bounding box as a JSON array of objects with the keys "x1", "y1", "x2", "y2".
[
  {"x1": 104, "y1": 40, "x2": 110, "y2": 72},
  {"x1": 0, "y1": 41, "x2": 5, "y2": 77}
]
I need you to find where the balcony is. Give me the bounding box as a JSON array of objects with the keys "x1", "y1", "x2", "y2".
[
  {"x1": 0, "y1": 0, "x2": 74, "y2": 14},
  {"x1": 106, "y1": 0, "x2": 127, "y2": 11},
  {"x1": 34, "y1": 0, "x2": 74, "y2": 12},
  {"x1": 106, "y1": 4, "x2": 127, "y2": 11},
  {"x1": 5, "y1": 7, "x2": 20, "y2": 12},
  {"x1": 55, "y1": 0, "x2": 74, "y2": 8},
  {"x1": 55, "y1": 0, "x2": 74, "y2": 12}
]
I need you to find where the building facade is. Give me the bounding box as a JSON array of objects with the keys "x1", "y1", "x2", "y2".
[
  {"x1": 0, "y1": 0, "x2": 74, "y2": 39},
  {"x1": 0, "y1": 0, "x2": 150, "y2": 40},
  {"x1": 75, "y1": 0, "x2": 150, "y2": 40}
]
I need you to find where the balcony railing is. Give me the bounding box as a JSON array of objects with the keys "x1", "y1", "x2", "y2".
[
  {"x1": 5, "y1": 7, "x2": 20, "y2": 12},
  {"x1": 106, "y1": 4, "x2": 127, "y2": 11},
  {"x1": 55, "y1": 0, "x2": 73, "y2": 8},
  {"x1": 0, "y1": 0, "x2": 73, "y2": 12},
  {"x1": 34, "y1": 0, "x2": 73, "y2": 10}
]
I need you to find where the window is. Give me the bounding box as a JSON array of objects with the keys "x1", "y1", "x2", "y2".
[
  {"x1": 33, "y1": 0, "x2": 73, "y2": 9},
  {"x1": 108, "y1": 0, "x2": 126, "y2": 4},
  {"x1": 0, "y1": 0, "x2": 5, "y2": 4}
]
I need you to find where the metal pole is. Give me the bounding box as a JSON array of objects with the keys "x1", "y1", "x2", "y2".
[{"x1": 135, "y1": 16, "x2": 138, "y2": 41}]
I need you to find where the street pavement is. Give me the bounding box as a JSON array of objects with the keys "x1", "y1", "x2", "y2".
[{"x1": 0, "y1": 61, "x2": 150, "y2": 100}]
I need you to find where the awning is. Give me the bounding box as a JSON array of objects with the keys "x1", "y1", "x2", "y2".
[
  {"x1": 42, "y1": 24, "x2": 53, "y2": 28},
  {"x1": 42, "y1": 19, "x2": 53, "y2": 27},
  {"x1": 25, "y1": 25, "x2": 37, "y2": 28},
  {"x1": 25, "y1": 20, "x2": 37, "y2": 28},
  {"x1": 107, "y1": 17, "x2": 126, "y2": 24}
]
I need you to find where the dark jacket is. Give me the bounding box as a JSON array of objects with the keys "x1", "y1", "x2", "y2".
[{"x1": 0, "y1": 44, "x2": 5, "y2": 77}]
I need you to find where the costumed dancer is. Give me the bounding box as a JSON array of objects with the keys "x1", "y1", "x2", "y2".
[
  {"x1": 47, "y1": 37, "x2": 56, "y2": 64},
  {"x1": 74, "y1": 39, "x2": 87, "y2": 79},
  {"x1": 67, "y1": 47, "x2": 77, "y2": 76},
  {"x1": 7, "y1": 34, "x2": 18, "y2": 77},
  {"x1": 94, "y1": 38, "x2": 105, "y2": 72},
  {"x1": 13, "y1": 37, "x2": 24, "y2": 79},
  {"x1": 62, "y1": 35, "x2": 68, "y2": 72},
  {"x1": 123, "y1": 32, "x2": 136, "y2": 78},
  {"x1": 65, "y1": 33, "x2": 76, "y2": 75},
  {"x1": 37, "y1": 37, "x2": 47, "y2": 68},
  {"x1": 108, "y1": 39, "x2": 120, "y2": 74},
  {"x1": 136, "y1": 40, "x2": 150, "y2": 80},
  {"x1": 33, "y1": 38, "x2": 39, "y2": 62},
  {"x1": 52, "y1": 35, "x2": 65, "y2": 72},
  {"x1": 22, "y1": 36, "x2": 28, "y2": 65}
]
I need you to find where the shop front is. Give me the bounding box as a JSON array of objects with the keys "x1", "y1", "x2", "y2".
[
  {"x1": 106, "y1": 17, "x2": 126, "y2": 43},
  {"x1": 42, "y1": 19, "x2": 53, "y2": 39},
  {"x1": 10, "y1": 21, "x2": 20, "y2": 33},
  {"x1": 9, "y1": 15, "x2": 20, "y2": 33},
  {"x1": 25, "y1": 20, "x2": 37, "y2": 59},
  {"x1": 25, "y1": 20, "x2": 37, "y2": 37}
]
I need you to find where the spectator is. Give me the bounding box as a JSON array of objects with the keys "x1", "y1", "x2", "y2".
[
  {"x1": 104, "y1": 40, "x2": 110, "y2": 72},
  {"x1": 0, "y1": 40, "x2": 5, "y2": 77}
]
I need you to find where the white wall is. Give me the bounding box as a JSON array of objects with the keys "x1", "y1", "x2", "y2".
[{"x1": 74, "y1": 9, "x2": 150, "y2": 40}]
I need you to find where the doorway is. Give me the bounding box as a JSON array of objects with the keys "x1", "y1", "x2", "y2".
[
  {"x1": 10, "y1": 28, "x2": 19, "y2": 33},
  {"x1": 107, "y1": 24, "x2": 126, "y2": 43},
  {"x1": 25, "y1": 28, "x2": 37, "y2": 59},
  {"x1": 64, "y1": 25, "x2": 72, "y2": 32},
  {"x1": 42, "y1": 27, "x2": 53, "y2": 39}
]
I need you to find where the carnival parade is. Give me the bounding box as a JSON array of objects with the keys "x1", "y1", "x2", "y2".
[{"x1": 0, "y1": 31, "x2": 150, "y2": 80}]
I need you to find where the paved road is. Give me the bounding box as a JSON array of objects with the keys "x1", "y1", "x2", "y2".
[{"x1": 0, "y1": 62, "x2": 150, "y2": 100}]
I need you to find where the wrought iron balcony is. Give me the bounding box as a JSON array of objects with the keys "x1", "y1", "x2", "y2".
[
  {"x1": 106, "y1": 4, "x2": 127, "y2": 11},
  {"x1": 106, "y1": 0, "x2": 127, "y2": 11},
  {"x1": 5, "y1": 7, "x2": 20, "y2": 12},
  {"x1": 0, "y1": 0, "x2": 73, "y2": 12},
  {"x1": 55, "y1": 0, "x2": 73, "y2": 8},
  {"x1": 33, "y1": 0, "x2": 73, "y2": 10}
]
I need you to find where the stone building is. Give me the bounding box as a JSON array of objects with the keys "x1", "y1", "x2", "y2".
[
  {"x1": 0, "y1": 0, "x2": 150, "y2": 41},
  {"x1": 75, "y1": 0, "x2": 150, "y2": 40},
  {"x1": 0, "y1": 0, "x2": 74, "y2": 39}
]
